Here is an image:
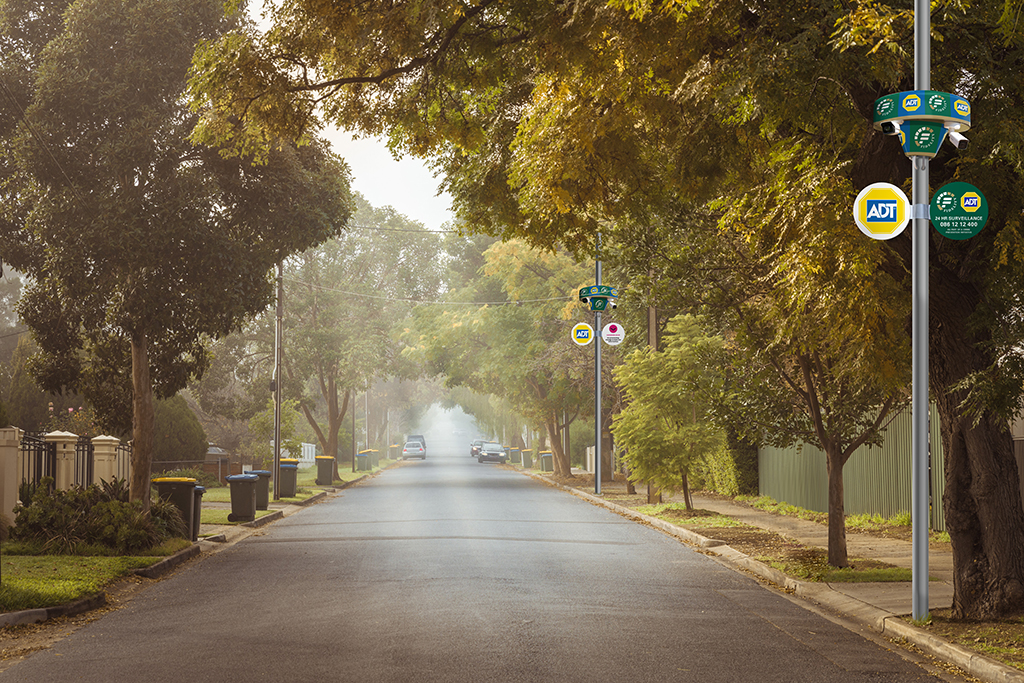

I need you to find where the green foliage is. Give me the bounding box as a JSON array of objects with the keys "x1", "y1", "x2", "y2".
[
  {"x1": 1, "y1": 0, "x2": 354, "y2": 504},
  {"x1": 405, "y1": 240, "x2": 594, "y2": 474},
  {"x1": 0, "y1": 555, "x2": 163, "y2": 612},
  {"x1": 613, "y1": 315, "x2": 726, "y2": 495},
  {"x1": 695, "y1": 445, "x2": 742, "y2": 497},
  {"x1": 246, "y1": 398, "x2": 302, "y2": 468},
  {"x1": 10, "y1": 480, "x2": 185, "y2": 554},
  {"x1": 737, "y1": 495, "x2": 829, "y2": 525},
  {"x1": 153, "y1": 394, "x2": 207, "y2": 462}
]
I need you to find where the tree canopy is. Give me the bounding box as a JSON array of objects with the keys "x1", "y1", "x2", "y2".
[
  {"x1": 186, "y1": 0, "x2": 1024, "y2": 617},
  {"x1": 0, "y1": 0, "x2": 353, "y2": 505}
]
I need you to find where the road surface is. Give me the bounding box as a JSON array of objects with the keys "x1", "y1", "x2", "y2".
[{"x1": 2, "y1": 452, "x2": 959, "y2": 682}]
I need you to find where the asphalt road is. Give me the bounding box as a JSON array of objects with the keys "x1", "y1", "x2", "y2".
[{"x1": 3, "y1": 452, "x2": 954, "y2": 682}]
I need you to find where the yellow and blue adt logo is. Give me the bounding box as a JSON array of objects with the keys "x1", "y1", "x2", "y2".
[
  {"x1": 961, "y1": 192, "x2": 981, "y2": 212},
  {"x1": 854, "y1": 183, "x2": 911, "y2": 240},
  {"x1": 571, "y1": 323, "x2": 594, "y2": 346},
  {"x1": 902, "y1": 94, "x2": 922, "y2": 112}
]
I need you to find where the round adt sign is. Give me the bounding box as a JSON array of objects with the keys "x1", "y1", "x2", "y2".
[
  {"x1": 571, "y1": 323, "x2": 594, "y2": 346},
  {"x1": 601, "y1": 322, "x2": 625, "y2": 346},
  {"x1": 854, "y1": 183, "x2": 911, "y2": 240}
]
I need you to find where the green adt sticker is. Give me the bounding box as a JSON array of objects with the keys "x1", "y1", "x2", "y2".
[{"x1": 930, "y1": 182, "x2": 988, "y2": 240}]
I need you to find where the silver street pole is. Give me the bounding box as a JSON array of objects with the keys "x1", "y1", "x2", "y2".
[
  {"x1": 273, "y1": 261, "x2": 283, "y2": 501},
  {"x1": 912, "y1": 0, "x2": 930, "y2": 621},
  {"x1": 595, "y1": 236, "x2": 602, "y2": 495}
]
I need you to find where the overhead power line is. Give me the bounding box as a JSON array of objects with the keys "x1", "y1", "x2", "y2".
[{"x1": 281, "y1": 275, "x2": 574, "y2": 307}]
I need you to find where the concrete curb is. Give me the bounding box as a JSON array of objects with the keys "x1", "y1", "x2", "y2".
[
  {"x1": 244, "y1": 510, "x2": 284, "y2": 528},
  {"x1": 134, "y1": 543, "x2": 202, "y2": 579},
  {"x1": 520, "y1": 469, "x2": 1024, "y2": 683},
  {"x1": 0, "y1": 593, "x2": 107, "y2": 628}
]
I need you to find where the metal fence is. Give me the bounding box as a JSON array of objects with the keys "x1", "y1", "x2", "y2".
[
  {"x1": 19, "y1": 434, "x2": 132, "y2": 488},
  {"x1": 758, "y1": 403, "x2": 948, "y2": 531},
  {"x1": 75, "y1": 435, "x2": 94, "y2": 487},
  {"x1": 19, "y1": 433, "x2": 56, "y2": 487},
  {"x1": 115, "y1": 441, "x2": 132, "y2": 482}
]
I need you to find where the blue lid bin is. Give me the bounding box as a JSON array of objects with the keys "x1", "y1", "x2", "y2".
[
  {"x1": 277, "y1": 463, "x2": 298, "y2": 498},
  {"x1": 250, "y1": 469, "x2": 271, "y2": 510},
  {"x1": 225, "y1": 473, "x2": 258, "y2": 522}
]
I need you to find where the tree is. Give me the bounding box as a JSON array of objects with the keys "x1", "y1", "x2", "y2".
[
  {"x1": 0, "y1": 0, "x2": 353, "y2": 507},
  {"x1": 613, "y1": 315, "x2": 726, "y2": 510},
  {"x1": 153, "y1": 394, "x2": 207, "y2": 463},
  {"x1": 188, "y1": 0, "x2": 1024, "y2": 617},
  {"x1": 408, "y1": 240, "x2": 595, "y2": 476},
  {"x1": 246, "y1": 398, "x2": 302, "y2": 469},
  {"x1": 281, "y1": 195, "x2": 441, "y2": 475}
]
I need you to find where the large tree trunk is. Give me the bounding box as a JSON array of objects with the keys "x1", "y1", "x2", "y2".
[
  {"x1": 545, "y1": 414, "x2": 571, "y2": 476},
  {"x1": 932, "y1": 281, "x2": 1024, "y2": 619},
  {"x1": 129, "y1": 330, "x2": 154, "y2": 509},
  {"x1": 825, "y1": 445, "x2": 849, "y2": 568}
]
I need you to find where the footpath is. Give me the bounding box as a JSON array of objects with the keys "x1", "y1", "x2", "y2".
[{"x1": 526, "y1": 470, "x2": 1022, "y2": 683}]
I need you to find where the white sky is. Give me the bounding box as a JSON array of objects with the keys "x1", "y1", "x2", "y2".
[{"x1": 323, "y1": 129, "x2": 455, "y2": 232}]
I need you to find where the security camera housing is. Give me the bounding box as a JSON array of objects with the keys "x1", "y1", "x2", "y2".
[
  {"x1": 880, "y1": 120, "x2": 903, "y2": 136},
  {"x1": 945, "y1": 127, "x2": 969, "y2": 150}
]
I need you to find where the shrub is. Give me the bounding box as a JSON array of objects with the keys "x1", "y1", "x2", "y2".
[
  {"x1": 11, "y1": 478, "x2": 186, "y2": 555},
  {"x1": 696, "y1": 445, "x2": 742, "y2": 496}
]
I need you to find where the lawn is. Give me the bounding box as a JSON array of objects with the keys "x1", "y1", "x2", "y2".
[{"x1": 0, "y1": 538, "x2": 191, "y2": 613}]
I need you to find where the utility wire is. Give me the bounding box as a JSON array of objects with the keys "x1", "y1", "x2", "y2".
[
  {"x1": 346, "y1": 223, "x2": 460, "y2": 235},
  {"x1": 281, "y1": 275, "x2": 574, "y2": 307}
]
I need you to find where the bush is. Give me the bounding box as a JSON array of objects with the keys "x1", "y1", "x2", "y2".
[
  {"x1": 11, "y1": 478, "x2": 187, "y2": 555},
  {"x1": 696, "y1": 445, "x2": 742, "y2": 496}
]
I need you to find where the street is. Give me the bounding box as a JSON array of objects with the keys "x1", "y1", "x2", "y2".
[{"x1": 2, "y1": 451, "x2": 955, "y2": 682}]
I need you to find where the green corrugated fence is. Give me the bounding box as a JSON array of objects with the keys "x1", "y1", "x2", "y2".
[{"x1": 758, "y1": 403, "x2": 947, "y2": 531}]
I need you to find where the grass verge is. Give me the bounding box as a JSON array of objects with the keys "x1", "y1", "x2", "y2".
[
  {"x1": 0, "y1": 550, "x2": 177, "y2": 613},
  {"x1": 200, "y1": 509, "x2": 278, "y2": 525}
]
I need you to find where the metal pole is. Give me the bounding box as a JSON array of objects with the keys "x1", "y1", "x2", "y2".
[
  {"x1": 595, "y1": 235, "x2": 602, "y2": 495},
  {"x1": 272, "y1": 261, "x2": 283, "y2": 501},
  {"x1": 351, "y1": 391, "x2": 356, "y2": 473},
  {"x1": 912, "y1": 0, "x2": 930, "y2": 621}
]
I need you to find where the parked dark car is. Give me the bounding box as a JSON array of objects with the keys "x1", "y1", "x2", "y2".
[
  {"x1": 477, "y1": 442, "x2": 506, "y2": 464},
  {"x1": 470, "y1": 439, "x2": 484, "y2": 457},
  {"x1": 402, "y1": 441, "x2": 426, "y2": 460}
]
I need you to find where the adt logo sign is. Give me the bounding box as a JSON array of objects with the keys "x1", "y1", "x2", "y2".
[
  {"x1": 902, "y1": 93, "x2": 922, "y2": 112},
  {"x1": 866, "y1": 200, "x2": 899, "y2": 222},
  {"x1": 954, "y1": 99, "x2": 971, "y2": 117},
  {"x1": 854, "y1": 183, "x2": 911, "y2": 240},
  {"x1": 962, "y1": 193, "x2": 981, "y2": 212},
  {"x1": 571, "y1": 323, "x2": 594, "y2": 346}
]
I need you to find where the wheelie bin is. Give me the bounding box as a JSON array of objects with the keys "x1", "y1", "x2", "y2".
[
  {"x1": 250, "y1": 469, "x2": 271, "y2": 509},
  {"x1": 225, "y1": 473, "x2": 258, "y2": 522},
  {"x1": 192, "y1": 485, "x2": 206, "y2": 541},
  {"x1": 315, "y1": 456, "x2": 335, "y2": 485},
  {"x1": 540, "y1": 451, "x2": 553, "y2": 472},
  {"x1": 278, "y1": 462, "x2": 298, "y2": 498},
  {"x1": 151, "y1": 477, "x2": 196, "y2": 538},
  {"x1": 356, "y1": 449, "x2": 372, "y2": 471}
]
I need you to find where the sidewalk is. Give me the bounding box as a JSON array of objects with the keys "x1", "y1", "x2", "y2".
[
  {"x1": 530, "y1": 469, "x2": 1022, "y2": 683},
  {"x1": 689, "y1": 493, "x2": 955, "y2": 616}
]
